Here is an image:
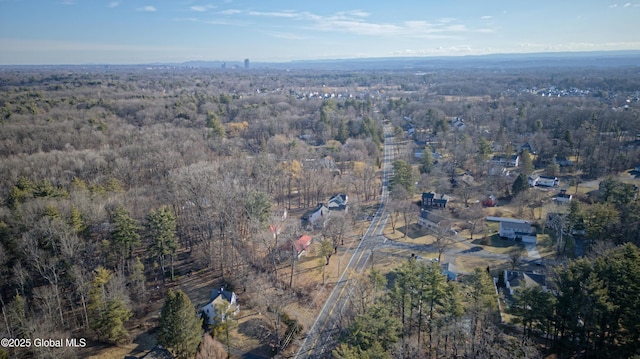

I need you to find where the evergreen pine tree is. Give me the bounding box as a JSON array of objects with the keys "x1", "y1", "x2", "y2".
[
  {"x1": 420, "y1": 146, "x2": 434, "y2": 174},
  {"x1": 512, "y1": 173, "x2": 529, "y2": 195},
  {"x1": 148, "y1": 205, "x2": 178, "y2": 282},
  {"x1": 520, "y1": 149, "x2": 534, "y2": 175},
  {"x1": 69, "y1": 204, "x2": 86, "y2": 233},
  {"x1": 111, "y1": 205, "x2": 141, "y2": 271},
  {"x1": 336, "y1": 120, "x2": 349, "y2": 144},
  {"x1": 88, "y1": 267, "x2": 133, "y2": 344},
  {"x1": 206, "y1": 111, "x2": 226, "y2": 138},
  {"x1": 158, "y1": 290, "x2": 203, "y2": 359}
]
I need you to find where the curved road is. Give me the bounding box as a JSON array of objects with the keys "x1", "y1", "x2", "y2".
[{"x1": 295, "y1": 125, "x2": 395, "y2": 358}]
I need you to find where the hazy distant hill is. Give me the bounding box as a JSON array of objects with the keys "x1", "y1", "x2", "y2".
[
  {"x1": 2, "y1": 50, "x2": 639, "y2": 71},
  {"x1": 261, "y1": 51, "x2": 640, "y2": 70}
]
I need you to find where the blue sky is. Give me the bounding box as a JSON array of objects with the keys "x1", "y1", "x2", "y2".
[{"x1": 1, "y1": 0, "x2": 639, "y2": 64}]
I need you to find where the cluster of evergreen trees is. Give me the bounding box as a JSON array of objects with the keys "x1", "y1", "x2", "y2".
[
  {"x1": 335, "y1": 243, "x2": 640, "y2": 358},
  {"x1": 513, "y1": 243, "x2": 640, "y2": 358},
  {"x1": 334, "y1": 261, "x2": 522, "y2": 359}
]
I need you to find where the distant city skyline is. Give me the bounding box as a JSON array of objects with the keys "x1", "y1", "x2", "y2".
[{"x1": 1, "y1": 1, "x2": 639, "y2": 65}]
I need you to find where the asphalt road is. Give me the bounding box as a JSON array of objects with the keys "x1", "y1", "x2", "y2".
[
  {"x1": 294, "y1": 125, "x2": 395, "y2": 359},
  {"x1": 294, "y1": 127, "x2": 545, "y2": 358}
]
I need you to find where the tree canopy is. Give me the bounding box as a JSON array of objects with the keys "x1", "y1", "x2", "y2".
[{"x1": 158, "y1": 289, "x2": 203, "y2": 359}]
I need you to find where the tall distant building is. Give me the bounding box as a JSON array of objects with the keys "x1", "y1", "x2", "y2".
[{"x1": 244, "y1": 59, "x2": 249, "y2": 68}]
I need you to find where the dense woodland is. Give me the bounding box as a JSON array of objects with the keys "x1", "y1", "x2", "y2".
[{"x1": 0, "y1": 64, "x2": 639, "y2": 358}]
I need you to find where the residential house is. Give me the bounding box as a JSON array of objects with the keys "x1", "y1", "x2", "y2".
[
  {"x1": 302, "y1": 204, "x2": 329, "y2": 228},
  {"x1": 487, "y1": 216, "x2": 537, "y2": 243},
  {"x1": 418, "y1": 209, "x2": 448, "y2": 230},
  {"x1": 402, "y1": 123, "x2": 416, "y2": 136},
  {"x1": 508, "y1": 155, "x2": 520, "y2": 167},
  {"x1": 555, "y1": 189, "x2": 572, "y2": 204},
  {"x1": 450, "y1": 117, "x2": 466, "y2": 130},
  {"x1": 538, "y1": 176, "x2": 559, "y2": 187},
  {"x1": 482, "y1": 195, "x2": 497, "y2": 207},
  {"x1": 528, "y1": 175, "x2": 559, "y2": 187},
  {"x1": 141, "y1": 346, "x2": 174, "y2": 359},
  {"x1": 202, "y1": 288, "x2": 239, "y2": 324},
  {"x1": 327, "y1": 193, "x2": 348, "y2": 211},
  {"x1": 488, "y1": 165, "x2": 509, "y2": 177},
  {"x1": 502, "y1": 270, "x2": 547, "y2": 296},
  {"x1": 441, "y1": 262, "x2": 460, "y2": 281},
  {"x1": 281, "y1": 235, "x2": 313, "y2": 259},
  {"x1": 490, "y1": 155, "x2": 520, "y2": 167},
  {"x1": 519, "y1": 142, "x2": 537, "y2": 155},
  {"x1": 556, "y1": 156, "x2": 574, "y2": 167},
  {"x1": 422, "y1": 192, "x2": 450, "y2": 209}
]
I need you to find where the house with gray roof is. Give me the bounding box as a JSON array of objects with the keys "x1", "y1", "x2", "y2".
[{"x1": 487, "y1": 216, "x2": 537, "y2": 243}]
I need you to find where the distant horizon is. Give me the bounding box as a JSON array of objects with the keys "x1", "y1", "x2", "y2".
[
  {"x1": 1, "y1": 1, "x2": 638, "y2": 65},
  {"x1": 2, "y1": 49, "x2": 640, "y2": 67}
]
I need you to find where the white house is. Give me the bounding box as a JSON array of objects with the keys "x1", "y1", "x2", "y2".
[
  {"x1": 528, "y1": 175, "x2": 559, "y2": 187},
  {"x1": 508, "y1": 155, "x2": 520, "y2": 167},
  {"x1": 491, "y1": 155, "x2": 519, "y2": 167},
  {"x1": 487, "y1": 217, "x2": 537, "y2": 243},
  {"x1": 303, "y1": 204, "x2": 329, "y2": 228},
  {"x1": 555, "y1": 190, "x2": 572, "y2": 204},
  {"x1": 327, "y1": 193, "x2": 348, "y2": 211},
  {"x1": 418, "y1": 209, "x2": 447, "y2": 230},
  {"x1": 202, "y1": 288, "x2": 239, "y2": 324}
]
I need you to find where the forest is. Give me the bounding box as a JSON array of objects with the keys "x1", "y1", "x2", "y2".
[{"x1": 0, "y1": 63, "x2": 639, "y2": 358}]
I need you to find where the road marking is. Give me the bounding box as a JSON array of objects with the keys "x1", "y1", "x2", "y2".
[
  {"x1": 305, "y1": 204, "x2": 387, "y2": 356},
  {"x1": 299, "y1": 125, "x2": 394, "y2": 358}
]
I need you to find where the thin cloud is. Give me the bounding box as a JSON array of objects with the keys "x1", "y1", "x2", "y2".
[
  {"x1": 332, "y1": 10, "x2": 370, "y2": 19},
  {"x1": 481, "y1": 15, "x2": 492, "y2": 20},
  {"x1": 219, "y1": 9, "x2": 242, "y2": 15},
  {"x1": 138, "y1": 5, "x2": 157, "y2": 12},
  {"x1": 266, "y1": 31, "x2": 307, "y2": 40},
  {"x1": 214, "y1": 8, "x2": 489, "y2": 39},
  {"x1": 624, "y1": 2, "x2": 631, "y2": 7},
  {"x1": 392, "y1": 45, "x2": 476, "y2": 56},
  {"x1": 108, "y1": 2, "x2": 120, "y2": 8},
  {"x1": 190, "y1": 5, "x2": 216, "y2": 12},
  {"x1": 247, "y1": 10, "x2": 300, "y2": 18},
  {"x1": 176, "y1": 17, "x2": 237, "y2": 26}
]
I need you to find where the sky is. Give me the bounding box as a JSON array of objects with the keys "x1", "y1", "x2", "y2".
[{"x1": 1, "y1": 0, "x2": 639, "y2": 65}]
